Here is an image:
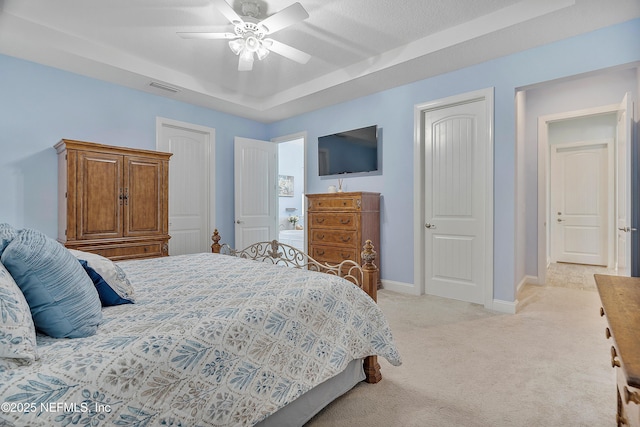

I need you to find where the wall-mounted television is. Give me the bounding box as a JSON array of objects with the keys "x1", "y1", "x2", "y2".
[{"x1": 318, "y1": 125, "x2": 379, "y2": 176}]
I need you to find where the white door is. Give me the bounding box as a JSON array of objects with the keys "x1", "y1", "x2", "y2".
[
  {"x1": 423, "y1": 99, "x2": 487, "y2": 304},
  {"x1": 157, "y1": 119, "x2": 214, "y2": 255},
  {"x1": 550, "y1": 142, "x2": 609, "y2": 266},
  {"x1": 616, "y1": 93, "x2": 632, "y2": 274},
  {"x1": 234, "y1": 137, "x2": 277, "y2": 249}
]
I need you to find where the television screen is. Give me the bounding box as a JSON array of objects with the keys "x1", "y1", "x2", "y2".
[{"x1": 318, "y1": 125, "x2": 378, "y2": 176}]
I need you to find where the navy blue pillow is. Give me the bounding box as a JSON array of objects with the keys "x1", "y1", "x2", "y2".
[{"x1": 79, "y1": 260, "x2": 133, "y2": 307}]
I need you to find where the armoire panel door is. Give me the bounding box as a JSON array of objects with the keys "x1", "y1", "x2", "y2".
[
  {"x1": 124, "y1": 156, "x2": 164, "y2": 236},
  {"x1": 77, "y1": 151, "x2": 123, "y2": 240}
]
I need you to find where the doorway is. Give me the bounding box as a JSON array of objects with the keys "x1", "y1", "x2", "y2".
[
  {"x1": 272, "y1": 133, "x2": 307, "y2": 253},
  {"x1": 537, "y1": 96, "x2": 632, "y2": 285}
]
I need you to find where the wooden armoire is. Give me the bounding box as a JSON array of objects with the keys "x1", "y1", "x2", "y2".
[{"x1": 55, "y1": 139, "x2": 172, "y2": 260}]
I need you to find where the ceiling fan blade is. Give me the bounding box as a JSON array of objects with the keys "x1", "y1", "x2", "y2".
[
  {"x1": 177, "y1": 32, "x2": 237, "y2": 40},
  {"x1": 259, "y1": 2, "x2": 309, "y2": 35},
  {"x1": 238, "y1": 55, "x2": 254, "y2": 71},
  {"x1": 264, "y1": 38, "x2": 311, "y2": 64},
  {"x1": 211, "y1": 0, "x2": 244, "y2": 25}
]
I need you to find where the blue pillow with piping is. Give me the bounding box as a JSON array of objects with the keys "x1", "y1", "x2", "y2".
[{"x1": 1, "y1": 228, "x2": 102, "y2": 338}]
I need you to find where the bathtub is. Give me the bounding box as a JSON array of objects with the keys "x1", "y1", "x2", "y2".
[{"x1": 279, "y1": 229, "x2": 305, "y2": 252}]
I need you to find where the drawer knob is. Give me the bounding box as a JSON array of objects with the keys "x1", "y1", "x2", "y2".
[
  {"x1": 611, "y1": 346, "x2": 621, "y2": 368},
  {"x1": 625, "y1": 386, "x2": 640, "y2": 405},
  {"x1": 605, "y1": 328, "x2": 611, "y2": 339},
  {"x1": 600, "y1": 307, "x2": 605, "y2": 317}
]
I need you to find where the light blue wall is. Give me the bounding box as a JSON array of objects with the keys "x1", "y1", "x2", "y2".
[
  {"x1": 0, "y1": 55, "x2": 267, "y2": 242},
  {"x1": 268, "y1": 18, "x2": 640, "y2": 301},
  {"x1": 1, "y1": 19, "x2": 638, "y2": 303}
]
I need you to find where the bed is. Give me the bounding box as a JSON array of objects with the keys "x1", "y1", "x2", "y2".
[{"x1": 0, "y1": 225, "x2": 401, "y2": 426}]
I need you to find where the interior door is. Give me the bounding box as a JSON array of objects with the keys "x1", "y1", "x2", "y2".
[
  {"x1": 423, "y1": 99, "x2": 487, "y2": 304},
  {"x1": 616, "y1": 93, "x2": 632, "y2": 274},
  {"x1": 234, "y1": 137, "x2": 277, "y2": 249},
  {"x1": 550, "y1": 142, "x2": 609, "y2": 266},
  {"x1": 157, "y1": 121, "x2": 213, "y2": 255}
]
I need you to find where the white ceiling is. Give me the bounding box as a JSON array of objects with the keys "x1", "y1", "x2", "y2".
[{"x1": 1, "y1": 0, "x2": 639, "y2": 123}]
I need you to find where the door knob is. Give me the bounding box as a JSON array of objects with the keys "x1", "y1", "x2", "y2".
[
  {"x1": 425, "y1": 223, "x2": 436, "y2": 229},
  {"x1": 236, "y1": 220, "x2": 243, "y2": 224}
]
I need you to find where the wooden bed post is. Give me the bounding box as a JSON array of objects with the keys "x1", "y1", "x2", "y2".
[
  {"x1": 361, "y1": 240, "x2": 382, "y2": 384},
  {"x1": 211, "y1": 229, "x2": 221, "y2": 254}
]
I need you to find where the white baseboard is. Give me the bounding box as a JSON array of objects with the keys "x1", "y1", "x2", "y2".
[
  {"x1": 381, "y1": 279, "x2": 420, "y2": 296},
  {"x1": 491, "y1": 298, "x2": 518, "y2": 314}
]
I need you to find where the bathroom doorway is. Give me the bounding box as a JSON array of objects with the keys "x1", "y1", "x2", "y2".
[{"x1": 273, "y1": 133, "x2": 306, "y2": 252}]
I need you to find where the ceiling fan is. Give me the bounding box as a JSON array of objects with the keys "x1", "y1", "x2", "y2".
[{"x1": 178, "y1": 0, "x2": 311, "y2": 71}]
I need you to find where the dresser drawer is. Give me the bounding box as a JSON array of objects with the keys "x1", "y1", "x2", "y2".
[
  {"x1": 308, "y1": 212, "x2": 358, "y2": 229},
  {"x1": 308, "y1": 195, "x2": 362, "y2": 211},
  {"x1": 66, "y1": 240, "x2": 167, "y2": 261},
  {"x1": 310, "y1": 245, "x2": 357, "y2": 264},
  {"x1": 310, "y1": 229, "x2": 358, "y2": 246}
]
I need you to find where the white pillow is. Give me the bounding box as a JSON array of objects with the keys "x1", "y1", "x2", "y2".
[
  {"x1": 68, "y1": 249, "x2": 136, "y2": 303},
  {"x1": 0, "y1": 261, "x2": 37, "y2": 364}
]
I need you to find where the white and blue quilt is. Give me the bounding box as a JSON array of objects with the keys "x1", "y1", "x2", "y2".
[{"x1": 0, "y1": 253, "x2": 401, "y2": 426}]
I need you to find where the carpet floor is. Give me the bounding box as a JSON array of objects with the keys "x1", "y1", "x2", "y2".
[{"x1": 306, "y1": 281, "x2": 616, "y2": 426}]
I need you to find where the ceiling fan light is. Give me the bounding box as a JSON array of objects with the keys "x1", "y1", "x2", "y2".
[
  {"x1": 256, "y1": 43, "x2": 270, "y2": 60},
  {"x1": 229, "y1": 39, "x2": 245, "y2": 55},
  {"x1": 245, "y1": 35, "x2": 260, "y2": 52},
  {"x1": 240, "y1": 48, "x2": 254, "y2": 63}
]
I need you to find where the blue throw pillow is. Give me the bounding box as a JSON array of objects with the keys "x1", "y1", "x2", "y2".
[
  {"x1": 79, "y1": 259, "x2": 133, "y2": 306},
  {"x1": 0, "y1": 228, "x2": 103, "y2": 338},
  {"x1": 0, "y1": 223, "x2": 18, "y2": 256}
]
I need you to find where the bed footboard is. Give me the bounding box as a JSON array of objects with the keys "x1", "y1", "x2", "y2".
[{"x1": 210, "y1": 229, "x2": 382, "y2": 383}]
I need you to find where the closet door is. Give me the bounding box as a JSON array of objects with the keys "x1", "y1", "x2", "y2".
[
  {"x1": 77, "y1": 151, "x2": 123, "y2": 240},
  {"x1": 124, "y1": 156, "x2": 166, "y2": 237}
]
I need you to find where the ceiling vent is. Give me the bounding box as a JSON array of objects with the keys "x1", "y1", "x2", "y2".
[{"x1": 149, "y1": 81, "x2": 180, "y2": 93}]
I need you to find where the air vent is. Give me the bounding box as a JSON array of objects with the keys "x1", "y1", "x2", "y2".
[{"x1": 149, "y1": 81, "x2": 180, "y2": 93}]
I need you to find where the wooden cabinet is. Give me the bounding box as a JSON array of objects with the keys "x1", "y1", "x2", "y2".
[
  {"x1": 595, "y1": 275, "x2": 640, "y2": 427},
  {"x1": 55, "y1": 139, "x2": 172, "y2": 261},
  {"x1": 306, "y1": 192, "x2": 380, "y2": 279}
]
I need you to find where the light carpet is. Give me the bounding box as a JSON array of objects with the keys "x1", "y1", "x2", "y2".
[{"x1": 306, "y1": 283, "x2": 616, "y2": 426}]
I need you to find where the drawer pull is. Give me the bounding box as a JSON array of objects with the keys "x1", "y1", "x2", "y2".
[
  {"x1": 316, "y1": 218, "x2": 325, "y2": 224},
  {"x1": 341, "y1": 236, "x2": 352, "y2": 243},
  {"x1": 340, "y1": 218, "x2": 351, "y2": 225},
  {"x1": 341, "y1": 253, "x2": 350, "y2": 259},
  {"x1": 600, "y1": 307, "x2": 605, "y2": 317},
  {"x1": 625, "y1": 386, "x2": 640, "y2": 405},
  {"x1": 317, "y1": 249, "x2": 325, "y2": 256},
  {"x1": 317, "y1": 234, "x2": 325, "y2": 240},
  {"x1": 605, "y1": 328, "x2": 611, "y2": 339},
  {"x1": 611, "y1": 346, "x2": 621, "y2": 368}
]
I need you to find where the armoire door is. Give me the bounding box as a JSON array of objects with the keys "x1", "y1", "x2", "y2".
[
  {"x1": 77, "y1": 151, "x2": 123, "y2": 240},
  {"x1": 124, "y1": 156, "x2": 166, "y2": 237}
]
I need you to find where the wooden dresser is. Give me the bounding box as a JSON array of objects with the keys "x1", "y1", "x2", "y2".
[
  {"x1": 55, "y1": 139, "x2": 172, "y2": 261},
  {"x1": 595, "y1": 274, "x2": 640, "y2": 427},
  {"x1": 306, "y1": 192, "x2": 381, "y2": 279}
]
